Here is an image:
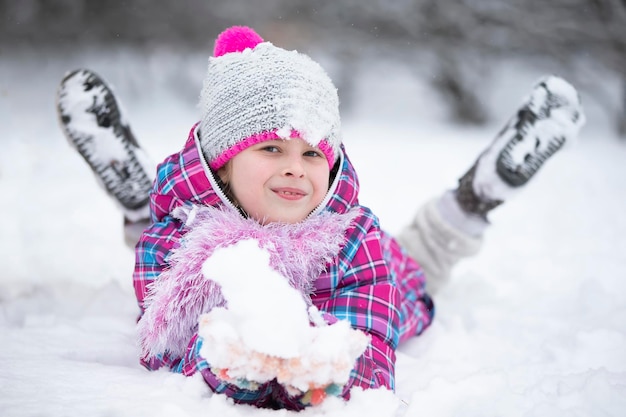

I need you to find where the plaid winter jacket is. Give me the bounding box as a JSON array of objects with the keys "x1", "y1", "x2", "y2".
[{"x1": 133, "y1": 125, "x2": 434, "y2": 409}]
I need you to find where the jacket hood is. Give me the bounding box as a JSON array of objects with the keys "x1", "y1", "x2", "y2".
[{"x1": 150, "y1": 124, "x2": 360, "y2": 223}]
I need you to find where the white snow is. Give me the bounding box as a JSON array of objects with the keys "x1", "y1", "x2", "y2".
[
  {"x1": 1, "y1": 48, "x2": 626, "y2": 417},
  {"x1": 201, "y1": 239, "x2": 313, "y2": 359}
]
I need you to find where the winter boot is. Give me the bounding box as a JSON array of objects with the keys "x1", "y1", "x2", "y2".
[
  {"x1": 456, "y1": 75, "x2": 585, "y2": 219},
  {"x1": 56, "y1": 69, "x2": 155, "y2": 223}
]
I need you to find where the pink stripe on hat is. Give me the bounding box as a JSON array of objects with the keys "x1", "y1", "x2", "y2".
[{"x1": 209, "y1": 130, "x2": 335, "y2": 171}]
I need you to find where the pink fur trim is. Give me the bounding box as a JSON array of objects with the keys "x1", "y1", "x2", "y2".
[
  {"x1": 210, "y1": 130, "x2": 336, "y2": 171},
  {"x1": 137, "y1": 204, "x2": 359, "y2": 359},
  {"x1": 213, "y1": 26, "x2": 264, "y2": 57}
]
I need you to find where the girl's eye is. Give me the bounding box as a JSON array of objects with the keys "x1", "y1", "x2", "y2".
[
  {"x1": 261, "y1": 146, "x2": 280, "y2": 153},
  {"x1": 304, "y1": 150, "x2": 322, "y2": 158}
]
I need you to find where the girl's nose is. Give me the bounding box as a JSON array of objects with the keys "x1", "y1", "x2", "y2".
[{"x1": 282, "y1": 154, "x2": 305, "y2": 178}]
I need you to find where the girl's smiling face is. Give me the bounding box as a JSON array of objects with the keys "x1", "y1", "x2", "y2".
[{"x1": 218, "y1": 138, "x2": 331, "y2": 224}]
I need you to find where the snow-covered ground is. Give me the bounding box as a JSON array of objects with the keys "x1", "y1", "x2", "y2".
[{"x1": 1, "y1": 47, "x2": 625, "y2": 416}]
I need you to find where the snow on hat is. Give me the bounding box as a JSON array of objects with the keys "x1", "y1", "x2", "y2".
[{"x1": 198, "y1": 26, "x2": 341, "y2": 171}]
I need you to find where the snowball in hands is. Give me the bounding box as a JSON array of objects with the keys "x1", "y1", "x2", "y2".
[{"x1": 198, "y1": 239, "x2": 369, "y2": 393}]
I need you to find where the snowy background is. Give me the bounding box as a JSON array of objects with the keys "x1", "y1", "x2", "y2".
[{"x1": 1, "y1": 42, "x2": 626, "y2": 416}]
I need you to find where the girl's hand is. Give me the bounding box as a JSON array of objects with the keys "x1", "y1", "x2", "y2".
[{"x1": 197, "y1": 311, "x2": 369, "y2": 403}]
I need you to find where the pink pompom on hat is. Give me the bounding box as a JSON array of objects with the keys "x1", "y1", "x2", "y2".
[
  {"x1": 212, "y1": 25, "x2": 264, "y2": 57},
  {"x1": 197, "y1": 26, "x2": 342, "y2": 171}
]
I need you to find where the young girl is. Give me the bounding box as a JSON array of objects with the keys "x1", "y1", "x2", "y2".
[{"x1": 56, "y1": 26, "x2": 584, "y2": 410}]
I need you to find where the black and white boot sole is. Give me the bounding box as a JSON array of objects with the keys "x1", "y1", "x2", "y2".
[
  {"x1": 458, "y1": 75, "x2": 585, "y2": 216},
  {"x1": 495, "y1": 77, "x2": 584, "y2": 187},
  {"x1": 56, "y1": 69, "x2": 154, "y2": 222}
]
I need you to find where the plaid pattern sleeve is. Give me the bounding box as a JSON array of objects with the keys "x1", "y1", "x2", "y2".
[
  {"x1": 133, "y1": 212, "x2": 307, "y2": 408},
  {"x1": 133, "y1": 214, "x2": 187, "y2": 371},
  {"x1": 133, "y1": 215, "x2": 185, "y2": 315},
  {"x1": 312, "y1": 208, "x2": 401, "y2": 393}
]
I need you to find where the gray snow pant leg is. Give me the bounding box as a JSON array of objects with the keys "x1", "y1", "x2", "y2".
[
  {"x1": 396, "y1": 196, "x2": 483, "y2": 295},
  {"x1": 123, "y1": 219, "x2": 151, "y2": 249}
]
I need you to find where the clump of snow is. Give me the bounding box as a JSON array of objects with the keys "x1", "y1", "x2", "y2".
[{"x1": 199, "y1": 239, "x2": 369, "y2": 393}]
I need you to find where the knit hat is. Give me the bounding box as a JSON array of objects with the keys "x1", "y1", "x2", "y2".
[{"x1": 198, "y1": 26, "x2": 342, "y2": 171}]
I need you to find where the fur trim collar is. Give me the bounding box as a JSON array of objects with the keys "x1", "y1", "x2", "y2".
[{"x1": 137, "y1": 204, "x2": 358, "y2": 359}]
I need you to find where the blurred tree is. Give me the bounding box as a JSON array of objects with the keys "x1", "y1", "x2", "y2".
[
  {"x1": 276, "y1": 0, "x2": 626, "y2": 134},
  {"x1": 1, "y1": 0, "x2": 624, "y2": 135}
]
